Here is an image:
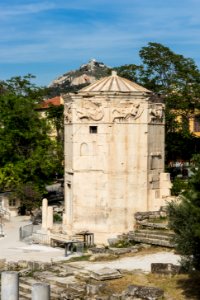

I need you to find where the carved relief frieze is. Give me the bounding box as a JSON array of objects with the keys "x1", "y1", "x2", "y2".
[
  {"x1": 112, "y1": 102, "x2": 143, "y2": 123},
  {"x1": 149, "y1": 104, "x2": 164, "y2": 123},
  {"x1": 76, "y1": 100, "x2": 104, "y2": 121},
  {"x1": 64, "y1": 103, "x2": 72, "y2": 123}
]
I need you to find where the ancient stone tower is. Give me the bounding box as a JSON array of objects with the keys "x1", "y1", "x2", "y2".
[{"x1": 63, "y1": 72, "x2": 171, "y2": 243}]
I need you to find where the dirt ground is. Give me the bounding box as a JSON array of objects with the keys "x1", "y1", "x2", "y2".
[
  {"x1": 0, "y1": 216, "x2": 180, "y2": 269},
  {"x1": 0, "y1": 216, "x2": 65, "y2": 262}
]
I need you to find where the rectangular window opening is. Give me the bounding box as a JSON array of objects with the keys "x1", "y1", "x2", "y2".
[
  {"x1": 9, "y1": 199, "x2": 16, "y2": 207},
  {"x1": 89, "y1": 126, "x2": 98, "y2": 134},
  {"x1": 194, "y1": 117, "x2": 200, "y2": 132}
]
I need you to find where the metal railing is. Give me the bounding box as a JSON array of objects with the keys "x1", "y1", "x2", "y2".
[
  {"x1": 0, "y1": 223, "x2": 4, "y2": 236},
  {"x1": 0, "y1": 207, "x2": 11, "y2": 221},
  {"x1": 32, "y1": 232, "x2": 50, "y2": 245},
  {"x1": 19, "y1": 224, "x2": 40, "y2": 241}
]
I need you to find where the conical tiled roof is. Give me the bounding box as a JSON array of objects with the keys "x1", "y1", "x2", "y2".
[{"x1": 80, "y1": 71, "x2": 151, "y2": 93}]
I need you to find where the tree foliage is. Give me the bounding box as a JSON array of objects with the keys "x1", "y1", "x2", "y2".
[
  {"x1": 45, "y1": 104, "x2": 64, "y2": 144},
  {"x1": 116, "y1": 42, "x2": 200, "y2": 162},
  {"x1": 0, "y1": 75, "x2": 63, "y2": 208},
  {"x1": 114, "y1": 64, "x2": 142, "y2": 83},
  {"x1": 168, "y1": 154, "x2": 200, "y2": 270}
]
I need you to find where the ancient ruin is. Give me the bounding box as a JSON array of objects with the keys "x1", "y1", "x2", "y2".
[{"x1": 62, "y1": 71, "x2": 171, "y2": 244}]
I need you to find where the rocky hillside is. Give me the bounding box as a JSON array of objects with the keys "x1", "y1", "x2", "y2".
[{"x1": 48, "y1": 59, "x2": 111, "y2": 97}]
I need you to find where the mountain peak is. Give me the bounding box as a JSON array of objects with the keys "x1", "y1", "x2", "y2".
[
  {"x1": 48, "y1": 59, "x2": 111, "y2": 96},
  {"x1": 79, "y1": 59, "x2": 108, "y2": 72}
]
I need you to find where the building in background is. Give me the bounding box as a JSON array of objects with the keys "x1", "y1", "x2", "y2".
[{"x1": 36, "y1": 96, "x2": 64, "y2": 140}]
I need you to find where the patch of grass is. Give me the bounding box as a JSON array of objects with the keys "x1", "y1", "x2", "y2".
[
  {"x1": 149, "y1": 216, "x2": 168, "y2": 224},
  {"x1": 63, "y1": 254, "x2": 91, "y2": 263},
  {"x1": 89, "y1": 254, "x2": 119, "y2": 262},
  {"x1": 53, "y1": 213, "x2": 62, "y2": 223},
  {"x1": 111, "y1": 239, "x2": 136, "y2": 248},
  {"x1": 105, "y1": 272, "x2": 200, "y2": 300}
]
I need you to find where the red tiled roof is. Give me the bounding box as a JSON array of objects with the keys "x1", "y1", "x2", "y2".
[{"x1": 39, "y1": 96, "x2": 62, "y2": 109}]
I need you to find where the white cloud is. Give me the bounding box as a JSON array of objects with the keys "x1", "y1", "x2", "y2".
[
  {"x1": 0, "y1": 0, "x2": 122, "y2": 19},
  {"x1": 1, "y1": 0, "x2": 200, "y2": 84},
  {"x1": 0, "y1": 2, "x2": 56, "y2": 18}
]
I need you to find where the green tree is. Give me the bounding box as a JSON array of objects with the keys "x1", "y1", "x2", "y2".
[
  {"x1": 0, "y1": 75, "x2": 63, "y2": 208},
  {"x1": 45, "y1": 104, "x2": 64, "y2": 144},
  {"x1": 168, "y1": 154, "x2": 200, "y2": 270},
  {"x1": 114, "y1": 64, "x2": 143, "y2": 82},
  {"x1": 139, "y1": 43, "x2": 200, "y2": 162},
  {"x1": 117, "y1": 42, "x2": 200, "y2": 162},
  {"x1": 10, "y1": 182, "x2": 41, "y2": 213}
]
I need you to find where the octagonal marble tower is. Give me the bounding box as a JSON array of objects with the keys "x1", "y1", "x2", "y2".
[{"x1": 63, "y1": 72, "x2": 171, "y2": 243}]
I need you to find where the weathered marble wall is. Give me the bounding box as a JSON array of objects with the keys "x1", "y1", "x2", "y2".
[{"x1": 63, "y1": 76, "x2": 171, "y2": 243}]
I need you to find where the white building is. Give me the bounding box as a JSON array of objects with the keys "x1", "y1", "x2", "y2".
[
  {"x1": 63, "y1": 72, "x2": 171, "y2": 244},
  {"x1": 0, "y1": 192, "x2": 19, "y2": 217}
]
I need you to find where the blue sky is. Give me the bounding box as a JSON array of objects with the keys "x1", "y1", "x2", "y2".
[{"x1": 1, "y1": 0, "x2": 200, "y2": 86}]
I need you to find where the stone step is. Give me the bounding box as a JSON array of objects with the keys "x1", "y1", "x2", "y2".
[
  {"x1": 19, "y1": 291, "x2": 31, "y2": 300},
  {"x1": 19, "y1": 290, "x2": 60, "y2": 300},
  {"x1": 20, "y1": 277, "x2": 38, "y2": 286},
  {"x1": 129, "y1": 228, "x2": 174, "y2": 247},
  {"x1": 137, "y1": 222, "x2": 168, "y2": 229},
  {"x1": 132, "y1": 232, "x2": 174, "y2": 241},
  {"x1": 49, "y1": 265, "x2": 75, "y2": 276},
  {"x1": 129, "y1": 229, "x2": 174, "y2": 237},
  {"x1": 19, "y1": 277, "x2": 65, "y2": 299},
  {"x1": 131, "y1": 236, "x2": 174, "y2": 247},
  {"x1": 35, "y1": 274, "x2": 78, "y2": 289},
  {"x1": 19, "y1": 282, "x2": 31, "y2": 294}
]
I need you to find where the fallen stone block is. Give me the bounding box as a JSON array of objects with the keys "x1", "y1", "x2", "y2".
[
  {"x1": 151, "y1": 263, "x2": 181, "y2": 275},
  {"x1": 90, "y1": 267, "x2": 122, "y2": 281},
  {"x1": 74, "y1": 269, "x2": 91, "y2": 280},
  {"x1": 18, "y1": 268, "x2": 32, "y2": 276},
  {"x1": 86, "y1": 283, "x2": 106, "y2": 295},
  {"x1": 27, "y1": 260, "x2": 51, "y2": 271},
  {"x1": 68, "y1": 282, "x2": 86, "y2": 295},
  {"x1": 59, "y1": 265, "x2": 76, "y2": 276},
  {"x1": 122, "y1": 284, "x2": 164, "y2": 300}
]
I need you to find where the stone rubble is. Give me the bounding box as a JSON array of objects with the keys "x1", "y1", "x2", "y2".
[
  {"x1": 121, "y1": 284, "x2": 164, "y2": 300},
  {"x1": 151, "y1": 263, "x2": 181, "y2": 275},
  {"x1": 90, "y1": 267, "x2": 122, "y2": 281},
  {"x1": 0, "y1": 251, "x2": 182, "y2": 299}
]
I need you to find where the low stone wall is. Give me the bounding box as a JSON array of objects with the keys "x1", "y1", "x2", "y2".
[
  {"x1": 134, "y1": 207, "x2": 167, "y2": 222},
  {"x1": 151, "y1": 263, "x2": 181, "y2": 275},
  {"x1": 89, "y1": 244, "x2": 140, "y2": 257},
  {"x1": 121, "y1": 284, "x2": 164, "y2": 300},
  {"x1": 0, "y1": 259, "x2": 52, "y2": 273}
]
